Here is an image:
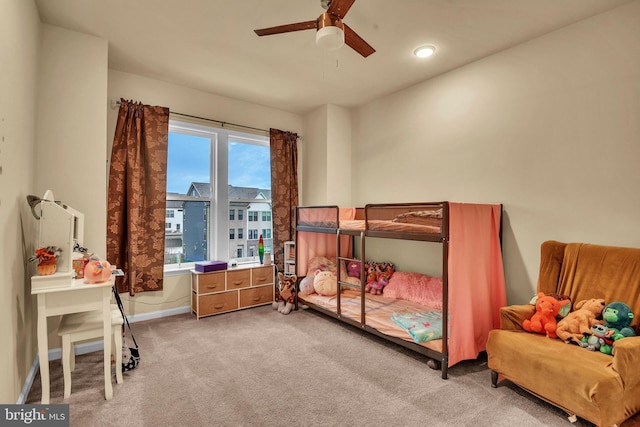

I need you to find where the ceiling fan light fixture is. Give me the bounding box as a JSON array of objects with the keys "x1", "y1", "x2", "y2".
[
  {"x1": 316, "y1": 12, "x2": 345, "y2": 51},
  {"x1": 414, "y1": 45, "x2": 436, "y2": 58}
]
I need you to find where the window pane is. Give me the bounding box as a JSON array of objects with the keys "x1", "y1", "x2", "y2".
[
  {"x1": 228, "y1": 139, "x2": 271, "y2": 263},
  {"x1": 165, "y1": 131, "x2": 211, "y2": 265}
]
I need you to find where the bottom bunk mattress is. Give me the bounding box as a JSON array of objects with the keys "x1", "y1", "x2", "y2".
[{"x1": 299, "y1": 289, "x2": 443, "y2": 354}]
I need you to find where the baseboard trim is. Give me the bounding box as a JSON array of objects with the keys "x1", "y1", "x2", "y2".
[{"x1": 18, "y1": 305, "x2": 191, "y2": 404}]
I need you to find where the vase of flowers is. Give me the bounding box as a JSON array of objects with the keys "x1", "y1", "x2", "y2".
[{"x1": 30, "y1": 246, "x2": 62, "y2": 275}]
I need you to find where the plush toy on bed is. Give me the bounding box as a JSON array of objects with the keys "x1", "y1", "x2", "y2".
[
  {"x1": 347, "y1": 261, "x2": 361, "y2": 278},
  {"x1": 273, "y1": 272, "x2": 297, "y2": 315},
  {"x1": 364, "y1": 261, "x2": 395, "y2": 295},
  {"x1": 522, "y1": 292, "x2": 571, "y2": 339},
  {"x1": 598, "y1": 301, "x2": 636, "y2": 355},
  {"x1": 555, "y1": 298, "x2": 605, "y2": 345},
  {"x1": 313, "y1": 269, "x2": 337, "y2": 296}
]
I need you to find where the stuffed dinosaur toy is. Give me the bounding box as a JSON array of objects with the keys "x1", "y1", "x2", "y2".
[
  {"x1": 598, "y1": 301, "x2": 635, "y2": 355},
  {"x1": 273, "y1": 272, "x2": 297, "y2": 315},
  {"x1": 522, "y1": 292, "x2": 571, "y2": 339}
]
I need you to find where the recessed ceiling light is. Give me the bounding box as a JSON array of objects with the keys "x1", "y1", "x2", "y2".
[{"x1": 414, "y1": 46, "x2": 436, "y2": 58}]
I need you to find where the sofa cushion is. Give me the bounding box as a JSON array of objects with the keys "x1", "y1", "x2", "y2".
[{"x1": 487, "y1": 329, "x2": 626, "y2": 426}]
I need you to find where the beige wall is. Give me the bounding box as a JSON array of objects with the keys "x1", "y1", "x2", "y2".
[
  {"x1": 36, "y1": 24, "x2": 109, "y2": 257},
  {"x1": 107, "y1": 70, "x2": 304, "y2": 317},
  {"x1": 0, "y1": 0, "x2": 40, "y2": 404},
  {"x1": 301, "y1": 104, "x2": 352, "y2": 206},
  {"x1": 350, "y1": 1, "x2": 640, "y2": 304}
]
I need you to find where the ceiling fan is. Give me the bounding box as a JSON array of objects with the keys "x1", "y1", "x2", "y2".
[{"x1": 254, "y1": 0, "x2": 375, "y2": 58}]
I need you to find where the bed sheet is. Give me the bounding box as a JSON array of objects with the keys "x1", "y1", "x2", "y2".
[{"x1": 300, "y1": 289, "x2": 443, "y2": 353}]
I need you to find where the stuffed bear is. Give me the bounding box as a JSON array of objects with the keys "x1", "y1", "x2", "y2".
[
  {"x1": 313, "y1": 269, "x2": 337, "y2": 296},
  {"x1": 522, "y1": 292, "x2": 571, "y2": 339},
  {"x1": 273, "y1": 272, "x2": 297, "y2": 315},
  {"x1": 599, "y1": 301, "x2": 635, "y2": 355},
  {"x1": 555, "y1": 298, "x2": 605, "y2": 344}
]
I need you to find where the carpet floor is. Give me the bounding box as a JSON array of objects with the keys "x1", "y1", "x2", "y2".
[{"x1": 26, "y1": 305, "x2": 639, "y2": 427}]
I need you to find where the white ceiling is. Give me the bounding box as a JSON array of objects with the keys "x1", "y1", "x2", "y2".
[{"x1": 35, "y1": 0, "x2": 630, "y2": 115}]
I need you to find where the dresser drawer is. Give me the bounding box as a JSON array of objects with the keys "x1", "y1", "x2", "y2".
[
  {"x1": 239, "y1": 285, "x2": 273, "y2": 308},
  {"x1": 195, "y1": 272, "x2": 226, "y2": 294},
  {"x1": 227, "y1": 270, "x2": 251, "y2": 290},
  {"x1": 198, "y1": 292, "x2": 238, "y2": 316},
  {"x1": 251, "y1": 266, "x2": 274, "y2": 286}
]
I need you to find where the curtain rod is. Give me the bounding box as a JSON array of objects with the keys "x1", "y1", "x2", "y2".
[{"x1": 110, "y1": 99, "x2": 269, "y2": 135}]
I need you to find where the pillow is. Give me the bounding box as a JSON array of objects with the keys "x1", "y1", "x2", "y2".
[
  {"x1": 313, "y1": 269, "x2": 337, "y2": 296},
  {"x1": 306, "y1": 256, "x2": 336, "y2": 276},
  {"x1": 391, "y1": 210, "x2": 442, "y2": 227},
  {"x1": 383, "y1": 271, "x2": 443, "y2": 309},
  {"x1": 298, "y1": 276, "x2": 316, "y2": 296}
]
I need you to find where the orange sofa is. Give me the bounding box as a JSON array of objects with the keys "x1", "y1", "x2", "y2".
[{"x1": 487, "y1": 241, "x2": 640, "y2": 427}]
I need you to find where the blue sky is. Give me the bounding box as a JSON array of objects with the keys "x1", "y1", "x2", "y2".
[{"x1": 167, "y1": 133, "x2": 271, "y2": 194}]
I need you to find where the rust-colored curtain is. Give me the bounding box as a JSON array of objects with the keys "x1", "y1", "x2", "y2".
[
  {"x1": 107, "y1": 99, "x2": 170, "y2": 295},
  {"x1": 270, "y1": 128, "x2": 299, "y2": 273}
]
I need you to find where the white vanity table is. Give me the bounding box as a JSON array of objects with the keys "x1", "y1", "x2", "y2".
[{"x1": 31, "y1": 272, "x2": 114, "y2": 403}]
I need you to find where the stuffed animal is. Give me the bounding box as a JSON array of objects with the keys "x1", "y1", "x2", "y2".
[
  {"x1": 579, "y1": 324, "x2": 610, "y2": 351},
  {"x1": 313, "y1": 269, "x2": 337, "y2": 296},
  {"x1": 83, "y1": 259, "x2": 112, "y2": 284},
  {"x1": 347, "y1": 261, "x2": 361, "y2": 278},
  {"x1": 364, "y1": 261, "x2": 395, "y2": 295},
  {"x1": 522, "y1": 292, "x2": 571, "y2": 339},
  {"x1": 555, "y1": 298, "x2": 605, "y2": 344},
  {"x1": 273, "y1": 272, "x2": 297, "y2": 314},
  {"x1": 599, "y1": 301, "x2": 635, "y2": 355}
]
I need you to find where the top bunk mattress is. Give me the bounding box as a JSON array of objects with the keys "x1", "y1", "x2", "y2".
[{"x1": 296, "y1": 203, "x2": 444, "y2": 237}]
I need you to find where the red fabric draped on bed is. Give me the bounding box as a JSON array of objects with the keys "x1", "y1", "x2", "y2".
[{"x1": 448, "y1": 202, "x2": 506, "y2": 366}]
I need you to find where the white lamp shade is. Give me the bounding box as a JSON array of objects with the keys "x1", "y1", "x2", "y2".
[{"x1": 316, "y1": 25, "x2": 345, "y2": 51}]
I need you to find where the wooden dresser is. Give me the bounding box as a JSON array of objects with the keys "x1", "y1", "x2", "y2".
[{"x1": 191, "y1": 264, "x2": 275, "y2": 319}]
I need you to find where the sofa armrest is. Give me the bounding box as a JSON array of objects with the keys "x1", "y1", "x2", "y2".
[
  {"x1": 499, "y1": 304, "x2": 534, "y2": 331},
  {"x1": 612, "y1": 336, "x2": 640, "y2": 389}
]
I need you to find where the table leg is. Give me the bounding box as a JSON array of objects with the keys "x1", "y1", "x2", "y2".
[
  {"x1": 37, "y1": 295, "x2": 50, "y2": 404},
  {"x1": 103, "y1": 291, "x2": 113, "y2": 400}
]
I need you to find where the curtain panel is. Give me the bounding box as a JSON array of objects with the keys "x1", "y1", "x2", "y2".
[
  {"x1": 269, "y1": 129, "x2": 299, "y2": 273},
  {"x1": 107, "y1": 99, "x2": 170, "y2": 295}
]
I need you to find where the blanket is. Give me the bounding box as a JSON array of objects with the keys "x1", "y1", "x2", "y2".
[{"x1": 391, "y1": 311, "x2": 443, "y2": 343}]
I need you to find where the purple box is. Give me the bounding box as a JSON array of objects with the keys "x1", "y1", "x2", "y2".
[{"x1": 195, "y1": 261, "x2": 228, "y2": 273}]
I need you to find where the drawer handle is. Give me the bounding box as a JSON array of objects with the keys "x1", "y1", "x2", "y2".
[
  {"x1": 206, "y1": 285, "x2": 219, "y2": 289},
  {"x1": 232, "y1": 281, "x2": 244, "y2": 286},
  {"x1": 252, "y1": 296, "x2": 262, "y2": 302},
  {"x1": 214, "y1": 304, "x2": 225, "y2": 309},
  {"x1": 256, "y1": 277, "x2": 266, "y2": 282}
]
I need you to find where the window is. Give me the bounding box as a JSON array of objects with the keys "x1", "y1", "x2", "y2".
[
  {"x1": 249, "y1": 229, "x2": 259, "y2": 240},
  {"x1": 261, "y1": 229, "x2": 271, "y2": 239},
  {"x1": 165, "y1": 119, "x2": 271, "y2": 268},
  {"x1": 262, "y1": 211, "x2": 271, "y2": 221},
  {"x1": 166, "y1": 222, "x2": 171, "y2": 229}
]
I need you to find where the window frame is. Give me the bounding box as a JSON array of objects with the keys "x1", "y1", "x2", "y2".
[{"x1": 164, "y1": 119, "x2": 270, "y2": 273}]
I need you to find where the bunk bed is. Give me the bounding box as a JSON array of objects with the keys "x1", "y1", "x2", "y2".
[{"x1": 295, "y1": 202, "x2": 506, "y2": 379}]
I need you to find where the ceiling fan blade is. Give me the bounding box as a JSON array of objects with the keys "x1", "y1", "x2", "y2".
[
  {"x1": 344, "y1": 24, "x2": 375, "y2": 57},
  {"x1": 326, "y1": 0, "x2": 356, "y2": 19},
  {"x1": 254, "y1": 20, "x2": 317, "y2": 36}
]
